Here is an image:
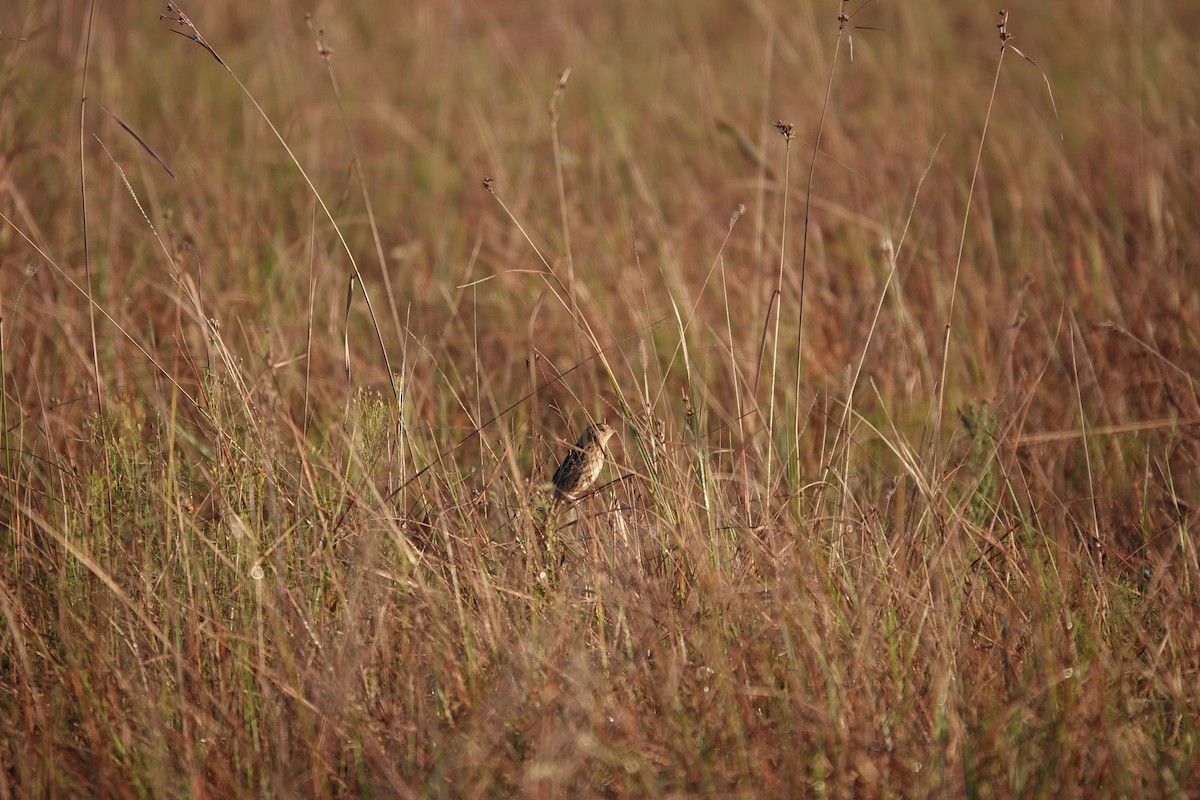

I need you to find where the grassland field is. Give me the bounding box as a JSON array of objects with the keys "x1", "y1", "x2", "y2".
[{"x1": 2, "y1": 0, "x2": 1200, "y2": 796}]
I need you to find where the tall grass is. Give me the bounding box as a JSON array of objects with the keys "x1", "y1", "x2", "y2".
[{"x1": 2, "y1": 0, "x2": 1199, "y2": 796}]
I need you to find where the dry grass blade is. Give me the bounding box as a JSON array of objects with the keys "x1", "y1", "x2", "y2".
[
  {"x1": 94, "y1": 101, "x2": 176, "y2": 179},
  {"x1": 343, "y1": 274, "x2": 355, "y2": 393},
  {"x1": 997, "y1": 10, "x2": 1063, "y2": 141}
]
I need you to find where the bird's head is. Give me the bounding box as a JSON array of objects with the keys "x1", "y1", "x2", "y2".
[{"x1": 584, "y1": 422, "x2": 617, "y2": 450}]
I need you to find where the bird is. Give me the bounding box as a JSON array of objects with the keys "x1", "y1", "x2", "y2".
[{"x1": 551, "y1": 422, "x2": 616, "y2": 508}]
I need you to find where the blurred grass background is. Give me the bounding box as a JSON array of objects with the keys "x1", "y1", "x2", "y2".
[{"x1": 2, "y1": 0, "x2": 1199, "y2": 796}]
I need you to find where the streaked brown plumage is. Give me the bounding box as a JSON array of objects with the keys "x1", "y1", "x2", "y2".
[{"x1": 552, "y1": 422, "x2": 616, "y2": 507}]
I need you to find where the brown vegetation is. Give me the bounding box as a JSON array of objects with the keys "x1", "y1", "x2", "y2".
[{"x1": 2, "y1": 0, "x2": 1198, "y2": 796}]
